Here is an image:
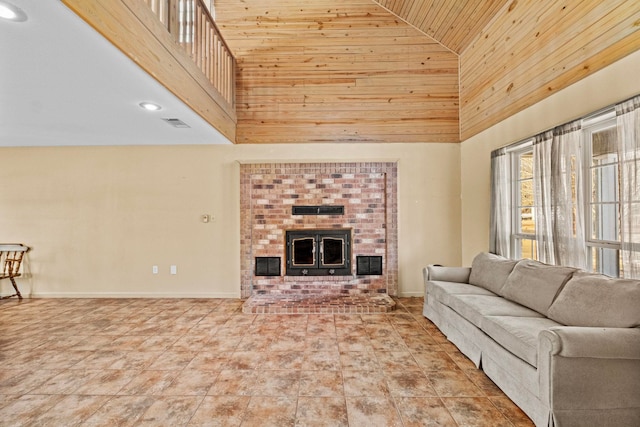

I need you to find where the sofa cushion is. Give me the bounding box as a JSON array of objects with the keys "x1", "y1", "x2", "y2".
[
  {"x1": 427, "y1": 281, "x2": 496, "y2": 306},
  {"x1": 501, "y1": 259, "x2": 576, "y2": 315},
  {"x1": 547, "y1": 272, "x2": 640, "y2": 327},
  {"x1": 482, "y1": 315, "x2": 563, "y2": 367},
  {"x1": 447, "y1": 294, "x2": 543, "y2": 329},
  {"x1": 468, "y1": 252, "x2": 518, "y2": 295}
]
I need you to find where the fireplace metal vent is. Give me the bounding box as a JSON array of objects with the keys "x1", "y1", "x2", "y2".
[
  {"x1": 255, "y1": 257, "x2": 281, "y2": 276},
  {"x1": 292, "y1": 205, "x2": 344, "y2": 215},
  {"x1": 356, "y1": 256, "x2": 383, "y2": 275}
]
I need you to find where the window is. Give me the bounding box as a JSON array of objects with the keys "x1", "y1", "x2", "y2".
[
  {"x1": 492, "y1": 95, "x2": 640, "y2": 279},
  {"x1": 209, "y1": 0, "x2": 216, "y2": 20},
  {"x1": 178, "y1": 0, "x2": 195, "y2": 44},
  {"x1": 584, "y1": 120, "x2": 621, "y2": 276},
  {"x1": 512, "y1": 147, "x2": 537, "y2": 260}
]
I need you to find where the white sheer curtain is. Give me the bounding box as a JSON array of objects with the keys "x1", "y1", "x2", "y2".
[
  {"x1": 551, "y1": 121, "x2": 586, "y2": 269},
  {"x1": 532, "y1": 122, "x2": 586, "y2": 267},
  {"x1": 490, "y1": 96, "x2": 638, "y2": 274},
  {"x1": 490, "y1": 149, "x2": 511, "y2": 258},
  {"x1": 616, "y1": 95, "x2": 640, "y2": 279},
  {"x1": 533, "y1": 130, "x2": 555, "y2": 264}
]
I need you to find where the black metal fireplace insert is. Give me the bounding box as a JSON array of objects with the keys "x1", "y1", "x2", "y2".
[{"x1": 285, "y1": 229, "x2": 351, "y2": 276}]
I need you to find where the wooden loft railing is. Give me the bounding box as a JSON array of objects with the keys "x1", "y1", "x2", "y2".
[
  {"x1": 62, "y1": 0, "x2": 237, "y2": 142},
  {"x1": 142, "y1": 0, "x2": 235, "y2": 109}
]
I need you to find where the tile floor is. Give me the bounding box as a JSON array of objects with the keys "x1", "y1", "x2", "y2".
[{"x1": 0, "y1": 297, "x2": 534, "y2": 427}]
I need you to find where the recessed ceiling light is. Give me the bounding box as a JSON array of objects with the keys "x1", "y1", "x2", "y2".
[
  {"x1": 0, "y1": 1, "x2": 27, "y2": 22},
  {"x1": 139, "y1": 102, "x2": 162, "y2": 111}
]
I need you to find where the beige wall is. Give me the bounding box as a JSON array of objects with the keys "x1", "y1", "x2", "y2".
[
  {"x1": 460, "y1": 49, "x2": 640, "y2": 265},
  {"x1": 10, "y1": 49, "x2": 636, "y2": 299},
  {"x1": 0, "y1": 143, "x2": 461, "y2": 298}
]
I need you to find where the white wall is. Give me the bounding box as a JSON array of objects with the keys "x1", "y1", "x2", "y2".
[
  {"x1": 460, "y1": 49, "x2": 640, "y2": 265},
  {"x1": 0, "y1": 143, "x2": 461, "y2": 298}
]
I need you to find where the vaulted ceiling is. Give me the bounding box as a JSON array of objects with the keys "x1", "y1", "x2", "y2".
[
  {"x1": 36, "y1": 0, "x2": 640, "y2": 146},
  {"x1": 215, "y1": 0, "x2": 640, "y2": 144},
  {"x1": 374, "y1": 0, "x2": 509, "y2": 54},
  {"x1": 215, "y1": 0, "x2": 460, "y2": 143}
]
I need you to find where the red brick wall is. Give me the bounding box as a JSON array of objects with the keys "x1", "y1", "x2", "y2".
[{"x1": 240, "y1": 162, "x2": 398, "y2": 298}]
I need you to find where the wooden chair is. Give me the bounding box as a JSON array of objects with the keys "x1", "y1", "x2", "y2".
[{"x1": 0, "y1": 244, "x2": 30, "y2": 299}]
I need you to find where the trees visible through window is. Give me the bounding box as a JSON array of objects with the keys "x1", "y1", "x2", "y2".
[{"x1": 513, "y1": 149, "x2": 536, "y2": 260}]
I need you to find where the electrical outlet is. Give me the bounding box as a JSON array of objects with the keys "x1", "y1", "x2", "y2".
[
  {"x1": 170, "y1": 265, "x2": 177, "y2": 275},
  {"x1": 152, "y1": 265, "x2": 158, "y2": 274}
]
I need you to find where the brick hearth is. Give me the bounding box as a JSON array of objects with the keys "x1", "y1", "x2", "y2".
[{"x1": 242, "y1": 293, "x2": 397, "y2": 314}]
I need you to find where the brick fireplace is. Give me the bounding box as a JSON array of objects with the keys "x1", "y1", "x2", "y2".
[{"x1": 239, "y1": 162, "x2": 398, "y2": 306}]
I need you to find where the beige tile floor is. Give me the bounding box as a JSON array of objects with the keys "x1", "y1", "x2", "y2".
[{"x1": 0, "y1": 297, "x2": 534, "y2": 427}]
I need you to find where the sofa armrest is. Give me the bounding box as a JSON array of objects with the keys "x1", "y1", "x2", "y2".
[
  {"x1": 424, "y1": 265, "x2": 471, "y2": 283},
  {"x1": 538, "y1": 326, "x2": 640, "y2": 419},
  {"x1": 539, "y1": 326, "x2": 640, "y2": 359}
]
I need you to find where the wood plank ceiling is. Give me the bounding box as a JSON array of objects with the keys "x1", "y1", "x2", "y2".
[
  {"x1": 458, "y1": 0, "x2": 640, "y2": 140},
  {"x1": 374, "y1": 0, "x2": 509, "y2": 54},
  {"x1": 215, "y1": 0, "x2": 459, "y2": 143},
  {"x1": 215, "y1": 0, "x2": 640, "y2": 144}
]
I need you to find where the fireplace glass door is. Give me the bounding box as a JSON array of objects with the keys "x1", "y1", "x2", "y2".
[
  {"x1": 321, "y1": 237, "x2": 344, "y2": 266},
  {"x1": 286, "y1": 229, "x2": 351, "y2": 276},
  {"x1": 291, "y1": 237, "x2": 315, "y2": 266}
]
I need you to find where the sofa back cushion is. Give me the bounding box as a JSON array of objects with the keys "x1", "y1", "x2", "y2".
[
  {"x1": 468, "y1": 252, "x2": 518, "y2": 295},
  {"x1": 501, "y1": 259, "x2": 576, "y2": 315},
  {"x1": 547, "y1": 272, "x2": 640, "y2": 327}
]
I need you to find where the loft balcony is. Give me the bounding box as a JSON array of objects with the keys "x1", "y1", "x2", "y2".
[{"x1": 62, "y1": 0, "x2": 237, "y2": 142}]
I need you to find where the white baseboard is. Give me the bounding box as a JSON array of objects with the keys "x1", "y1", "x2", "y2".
[
  {"x1": 26, "y1": 292, "x2": 241, "y2": 299},
  {"x1": 397, "y1": 292, "x2": 424, "y2": 298},
  {"x1": 16, "y1": 290, "x2": 422, "y2": 299}
]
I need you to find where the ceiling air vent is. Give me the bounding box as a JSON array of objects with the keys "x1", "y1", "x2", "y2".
[{"x1": 162, "y1": 118, "x2": 190, "y2": 128}]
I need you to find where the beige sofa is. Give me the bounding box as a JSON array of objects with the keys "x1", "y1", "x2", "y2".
[{"x1": 423, "y1": 252, "x2": 640, "y2": 427}]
